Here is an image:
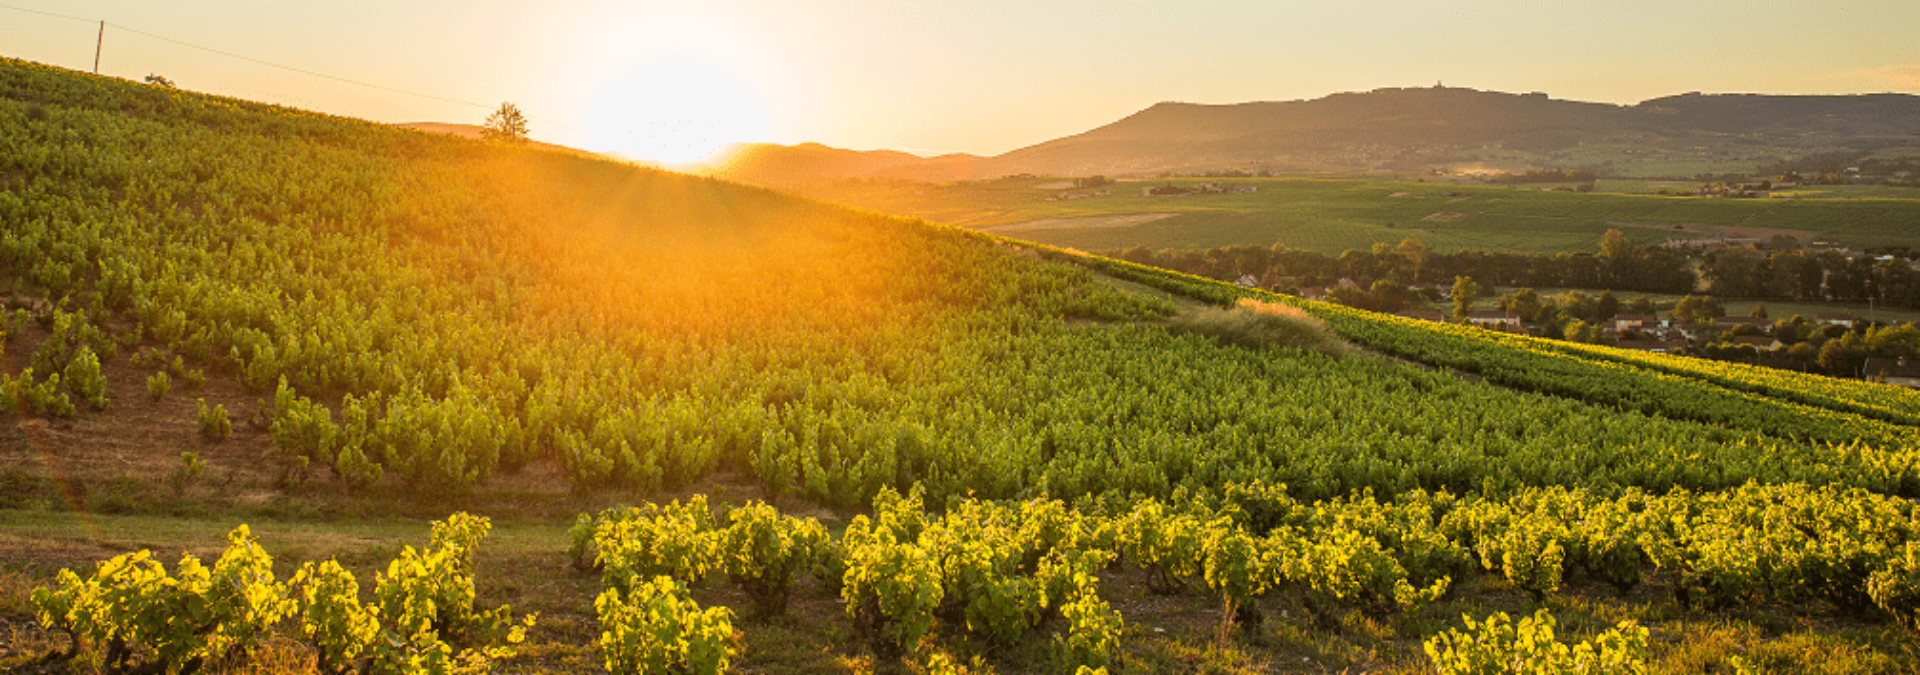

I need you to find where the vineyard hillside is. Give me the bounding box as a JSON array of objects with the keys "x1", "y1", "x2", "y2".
[{"x1": 3, "y1": 57, "x2": 1920, "y2": 673}]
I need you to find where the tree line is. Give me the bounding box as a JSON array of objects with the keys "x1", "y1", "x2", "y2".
[
  {"x1": 1111, "y1": 230, "x2": 1696, "y2": 298},
  {"x1": 1701, "y1": 248, "x2": 1920, "y2": 308}
]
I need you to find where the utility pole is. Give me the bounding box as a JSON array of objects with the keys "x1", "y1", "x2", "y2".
[{"x1": 93, "y1": 21, "x2": 103, "y2": 74}]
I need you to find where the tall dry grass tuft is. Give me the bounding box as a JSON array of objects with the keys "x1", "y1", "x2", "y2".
[{"x1": 1171, "y1": 298, "x2": 1354, "y2": 357}]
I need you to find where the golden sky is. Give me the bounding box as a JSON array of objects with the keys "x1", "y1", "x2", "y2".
[{"x1": 5, "y1": 0, "x2": 1918, "y2": 162}]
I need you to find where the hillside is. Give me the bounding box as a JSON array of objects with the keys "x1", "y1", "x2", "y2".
[
  {"x1": 725, "y1": 86, "x2": 1920, "y2": 180},
  {"x1": 4, "y1": 57, "x2": 1920, "y2": 674},
  {"x1": 397, "y1": 121, "x2": 625, "y2": 162},
  {"x1": 983, "y1": 87, "x2": 1920, "y2": 176}
]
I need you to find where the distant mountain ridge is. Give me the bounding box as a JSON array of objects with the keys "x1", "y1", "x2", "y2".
[
  {"x1": 708, "y1": 86, "x2": 1920, "y2": 183},
  {"x1": 706, "y1": 142, "x2": 985, "y2": 187}
]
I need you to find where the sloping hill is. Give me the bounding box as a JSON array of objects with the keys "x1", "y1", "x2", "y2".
[
  {"x1": 722, "y1": 86, "x2": 1920, "y2": 180},
  {"x1": 979, "y1": 86, "x2": 1920, "y2": 176},
  {"x1": 6, "y1": 57, "x2": 1920, "y2": 673}
]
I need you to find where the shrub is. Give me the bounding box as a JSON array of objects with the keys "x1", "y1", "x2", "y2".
[
  {"x1": 29, "y1": 526, "x2": 292, "y2": 672},
  {"x1": 62, "y1": 345, "x2": 107, "y2": 410},
  {"x1": 596, "y1": 575, "x2": 737, "y2": 675},
  {"x1": 170, "y1": 451, "x2": 206, "y2": 495},
  {"x1": 720, "y1": 501, "x2": 829, "y2": 617},
  {"x1": 289, "y1": 560, "x2": 380, "y2": 675},
  {"x1": 2, "y1": 367, "x2": 75, "y2": 417},
  {"x1": 1424, "y1": 609, "x2": 1647, "y2": 674},
  {"x1": 147, "y1": 370, "x2": 171, "y2": 401},
  {"x1": 197, "y1": 398, "x2": 232, "y2": 442}
]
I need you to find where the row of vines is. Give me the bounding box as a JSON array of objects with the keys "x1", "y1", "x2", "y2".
[{"x1": 36, "y1": 481, "x2": 1920, "y2": 671}]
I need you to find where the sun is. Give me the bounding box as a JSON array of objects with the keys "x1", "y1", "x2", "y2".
[{"x1": 582, "y1": 59, "x2": 769, "y2": 165}]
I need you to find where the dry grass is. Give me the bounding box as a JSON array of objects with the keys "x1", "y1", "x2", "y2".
[{"x1": 1171, "y1": 299, "x2": 1355, "y2": 357}]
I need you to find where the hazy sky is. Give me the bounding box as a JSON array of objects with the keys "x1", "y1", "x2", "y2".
[{"x1": 4, "y1": 1, "x2": 1917, "y2": 162}]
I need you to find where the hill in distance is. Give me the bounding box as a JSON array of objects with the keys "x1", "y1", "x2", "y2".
[
  {"x1": 702, "y1": 141, "x2": 986, "y2": 187},
  {"x1": 710, "y1": 86, "x2": 1920, "y2": 182}
]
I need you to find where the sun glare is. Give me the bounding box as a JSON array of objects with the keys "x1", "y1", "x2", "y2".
[
  {"x1": 584, "y1": 61, "x2": 768, "y2": 165},
  {"x1": 574, "y1": 12, "x2": 775, "y2": 166}
]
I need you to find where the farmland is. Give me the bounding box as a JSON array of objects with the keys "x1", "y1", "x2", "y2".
[
  {"x1": 801, "y1": 176, "x2": 1920, "y2": 256},
  {"x1": 5, "y1": 58, "x2": 1920, "y2": 674}
]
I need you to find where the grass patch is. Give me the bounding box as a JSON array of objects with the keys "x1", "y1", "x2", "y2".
[{"x1": 1171, "y1": 299, "x2": 1355, "y2": 357}]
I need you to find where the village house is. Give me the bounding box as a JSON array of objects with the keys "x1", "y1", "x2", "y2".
[
  {"x1": 1730, "y1": 335, "x2": 1783, "y2": 350},
  {"x1": 1616, "y1": 338, "x2": 1688, "y2": 354},
  {"x1": 1816, "y1": 312, "x2": 1855, "y2": 326},
  {"x1": 1466, "y1": 310, "x2": 1523, "y2": 329},
  {"x1": 1864, "y1": 357, "x2": 1920, "y2": 388},
  {"x1": 1610, "y1": 314, "x2": 1658, "y2": 333},
  {"x1": 1234, "y1": 274, "x2": 1260, "y2": 288},
  {"x1": 1712, "y1": 316, "x2": 1773, "y2": 330}
]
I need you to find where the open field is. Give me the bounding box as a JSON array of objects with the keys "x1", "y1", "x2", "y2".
[{"x1": 803, "y1": 176, "x2": 1920, "y2": 256}]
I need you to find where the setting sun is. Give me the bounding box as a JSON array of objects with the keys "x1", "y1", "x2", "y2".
[
  {"x1": 566, "y1": 8, "x2": 776, "y2": 165},
  {"x1": 581, "y1": 58, "x2": 769, "y2": 165}
]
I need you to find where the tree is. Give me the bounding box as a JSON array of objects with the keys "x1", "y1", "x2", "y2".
[
  {"x1": 1626, "y1": 295, "x2": 1656, "y2": 315},
  {"x1": 1750, "y1": 302, "x2": 1768, "y2": 319},
  {"x1": 144, "y1": 74, "x2": 175, "y2": 88},
  {"x1": 483, "y1": 102, "x2": 529, "y2": 143},
  {"x1": 1506, "y1": 289, "x2": 1543, "y2": 323},
  {"x1": 1595, "y1": 290, "x2": 1621, "y2": 323},
  {"x1": 1451, "y1": 276, "x2": 1481, "y2": 320},
  {"x1": 1599, "y1": 229, "x2": 1634, "y2": 260},
  {"x1": 1396, "y1": 238, "x2": 1432, "y2": 282}
]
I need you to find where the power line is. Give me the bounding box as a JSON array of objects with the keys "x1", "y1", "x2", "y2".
[{"x1": 0, "y1": 2, "x2": 579, "y2": 133}]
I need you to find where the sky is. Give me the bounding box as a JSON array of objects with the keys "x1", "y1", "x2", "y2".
[{"x1": 3, "y1": 1, "x2": 1918, "y2": 163}]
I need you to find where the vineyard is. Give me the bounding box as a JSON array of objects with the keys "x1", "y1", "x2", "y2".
[{"x1": 3, "y1": 56, "x2": 1920, "y2": 672}]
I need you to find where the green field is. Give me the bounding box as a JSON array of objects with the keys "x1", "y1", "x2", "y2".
[
  {"x1": 9, "y1": 57, "x2": 1920, "y2": 675},
  {"x1": 806, "y1": 176, "x2": 1920, "y2": 256}
]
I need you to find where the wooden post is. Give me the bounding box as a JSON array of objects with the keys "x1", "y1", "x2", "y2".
[{"x1": 93, "y1": 21, "x2": 103, "y2": 74}]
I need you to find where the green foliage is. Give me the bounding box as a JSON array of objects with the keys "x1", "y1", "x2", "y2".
[
  {"x1": 371, "y1": 512, "x2": 533, "y2": 673},
  {"x1": 1055, "y1": 589, "x2": 1123, "y2": 672},
  {"x1": 272, "y1": 377, "x2": 340, "y2": 470},
  {"x1": 289, "y1": 560, "x2": 379, "y2": 675},
  {"x1": 29, "y1": 526, "x2": 291, "y2": 672},
  {"x1": 147, "y1": 370, "x2": 171, "y2": 401},
  {"x1": 197, "y1": 398, "x2": 232, "y2": 442},
  {"x1": 843, "y1": 515, "x2": 944, "y2": 657},
  {"x1": 62, "y1": 344, "x2": 107, "y2": 410},
  {"x1": 595, "y1": 575, "x2": 737, "y2": 675},
  {"x1": 2, "y1": 367, "x2": 76, "y2": 417},
  {"x1": 1424, "y1": 609, "x2": 1648, "y2": 674},
  {"x1": 1114, "y1": 500, "x2": 1204, "y2": 594},
  {"x1": 719, "y1": 501, "x2": 828, "y2": 617},
  {"x1": 595, "y1": 497, "x2": 722, "y2": 595},
  {"x1": 1868, "y1": 541, "x2": 1920, "y2": 630},
  {"x1": 170, "y1": 451, "x2": 207, "y2": 495},
  {"x1": 28, "y1": 514, "x2": 529, "y2": 675}
]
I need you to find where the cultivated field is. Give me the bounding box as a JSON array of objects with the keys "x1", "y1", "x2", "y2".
[{"x1": 803, "y1": 176, "x2": 1920, "y2": 256}]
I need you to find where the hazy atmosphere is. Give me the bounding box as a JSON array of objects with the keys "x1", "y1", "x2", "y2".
[
  {"x1": 9, "y1": 1, "x2": 1920, "y2": 672},
  {"x1": 4, "y1": 0, "x2": 1918, "y2": 161}
]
